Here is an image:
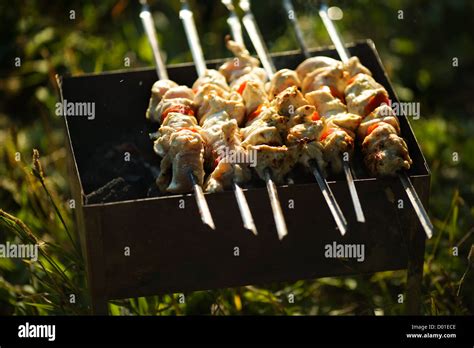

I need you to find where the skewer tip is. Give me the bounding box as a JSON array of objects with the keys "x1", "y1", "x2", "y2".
[{"x1": 264, "y1": 169, "x2": 288, "y2": 240}]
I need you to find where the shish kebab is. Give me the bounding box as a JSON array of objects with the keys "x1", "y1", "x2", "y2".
[
  {"x1": 143, "y1": 0, "x2": 259, "y2": 234},
  {"x1": 317, "y1": 1, "x2": 433, "y2": 238},
  {"x1": 139, "y1": 0, "x2": 215, "y2": 229},
  {"x1": 180, "y1": 0, "x2": 291, "y2": 239},
  {"x1": 236, "y1": 0, "x2": 349, "y2": 235},
  {"x1": 282, "y1": 0, "x2": 365, "y2": 223},
  {"x1": 178, "y1": 0, "x2": 258, "y2": 235},
  {"x1": 283, "y1": 0, "x2": 433, "y2": 238},
  {"x1": 221, "y1": 0, "x2": 347, "y2": 236}
]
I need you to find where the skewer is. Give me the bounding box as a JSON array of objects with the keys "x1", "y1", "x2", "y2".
[
  {"x1": 190, "y1": 171, "x2": 215, "y2": 230},
  {"x1": 318, "y1": 2, "x2": 350, "y2": 63},
  {"x1": 140, "y1": 0, "x2": 215, "y2": 229},
  {"x1": 239, "y1": 0, "x2": 276, "y2": 78},
  {"x1": 180, "y1": 0, "x2": 257, "y2": 235},
  {"x1": 222, "y1": 0, "x2": 289, "y2": 239},
  {"x1": 179, "y1": 0, "x2": 207, "y2": 78},
  {"x1": 399, "y1": 172, "x2": 433, "y2": 238},
  {"x1": 221, "y1": 0, "x2": 245, "y2": 46},
  {"x1": 318, "y1": 2, "x2": 433, "y2": 238},
  {"x1": 282, "y1": 0, "x2": 365, "y2": 223},
  {"x1": 139, "y1": 0, "x2": 169, "y2": 79},
  {"x1": 310, "y1": 161, "x2": 347, "y2": 235},
  {"x1": 238, "y1": 0, "x2": 348, "y2": 236},
  {"x1": 343, "y1": 161, "x2": 365, "y2": 223},
  {"x1": 282, "y1": 0, "x2": 310, "y2": 59},
  {"x1": 264, "y1": 169, "x2": 288, "y2": 240}
]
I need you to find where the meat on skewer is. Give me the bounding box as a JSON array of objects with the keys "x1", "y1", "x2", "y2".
[
  {"x1": 192, "y1": 69, "x2": 252, "y2": 193},
  {"x1": 140, "y1": 0, "x2": 215, "y2": 229},
  {"x1": 295, "y1": 56, "x2": 373, "y2": 174},
  {"x1": 296, "y1": 54, "x2": 412, "y2": 177},
  {"x1": 220, "y1": 38, "x2": 298, "y2": 185},
  {"x1": 147, "y1": 83, "x2": 207, "y2": 194},
  {"x1": 345, "y1": 73, "x2": 412, "y2": 176}
]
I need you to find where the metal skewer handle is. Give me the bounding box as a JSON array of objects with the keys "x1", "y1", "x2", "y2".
[
  {"x1": 399, "y1": 172, "x2": 433, "y2": 239},
  {"x1": 221, "y1": 0, "x2": 245, "y2": 46},
  {"x1": 318, "y1": 2, "x2": 350, "y2": 63},
  {"x1": 343, "y1": 160, "x2": 365, "y2": 223},
  {"x1": 139, "y1": 0, "x2": 169, "y2": 79},
  {"x1": 179, "y1": 0, "x2": 207, "y2": 78},
  {"x1": 282, "y1": 0, "x2": 310, "y2": 59},
  {"x1": 264, "y1": 169, "x2": 288, "y2": 240},
  {"x1": 239, "y1": 0, "x2": 276, "y2": 77}
]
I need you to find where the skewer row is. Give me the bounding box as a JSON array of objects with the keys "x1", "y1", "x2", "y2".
[{"x1": 139, "y1": 0, "x2": 433, "y2": 240}]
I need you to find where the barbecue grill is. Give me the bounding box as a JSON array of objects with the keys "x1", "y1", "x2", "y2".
[{"x1": 58, "y1": 2, "x2": 431, "y2": 315}]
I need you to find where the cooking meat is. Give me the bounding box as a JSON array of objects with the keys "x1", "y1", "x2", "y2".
[
  {"x1": 295, "y1": 56, "x2": 340, "y2": 81},
  {"x1": 146, "y1": 79, "x2": 179, "y2": 122},
  {"x1": 271, "y1": 85, "x2": 308, "y2": 117},
  {"x1": 344, "y1": 73, "x2": 389, "y2": 116},
  {"x1": 157, "y1": 124, "x2": 205, "y2": 193},
  {"x1": 343, "y1": 56, "x2": 372, "y2": 77},
  {"x1": 151, "y1": 83, "x2": 206, "y2": 194},
  {"x1": 344, "y1": 70, "x2": 412, "y2": 176},
  {"x1": 302, "y1": 64, "x2": 348, "y2": 99},
  {"x1": 362, "y1": 123, "x2": 412, "y2": 176},
  {"x1": 267, "y1": 68, "x2": 301, "y2": 99}
]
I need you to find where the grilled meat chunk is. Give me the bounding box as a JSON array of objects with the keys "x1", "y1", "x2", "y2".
[
  {"x1": 345, "y1": 73, "x2": 389, "y2": 116},
  {"x1": 267, "y1": 68, "x2": 301, "y2": 98},
  {"x1": 362, "y1": 123, "x2": 412, "y2": 176},
  {"x1": 296, "y1": 56, "x2": 340, "y2": 81},
  {"x1": 146, "y1": 79, "x2": 179, "y2": 122}
]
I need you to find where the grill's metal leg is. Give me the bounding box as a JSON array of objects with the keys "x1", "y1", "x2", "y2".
[
  {"x1": 405, "y1": 177, "x2": 428, "y2": 315},
  {"x1": 405, "y1": 229, "x2": 425, "y2": 315}
]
